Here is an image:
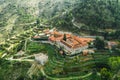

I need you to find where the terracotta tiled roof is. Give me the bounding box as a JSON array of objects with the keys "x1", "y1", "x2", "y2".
[{"x1": 48, "y1": 30, "x2": 94, "y2": 49}]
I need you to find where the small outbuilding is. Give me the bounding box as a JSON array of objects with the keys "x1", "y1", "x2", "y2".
[{"x1": 34, "y1": 53, "x2": 48, "y2": 65}]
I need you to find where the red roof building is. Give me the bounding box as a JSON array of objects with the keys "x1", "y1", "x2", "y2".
[
  {"x1": 48, "y1": 31, "x2": 94, "y2": 49},
  {"x1": 41, "y1": 29, "x2": 94, "y2": 54}
]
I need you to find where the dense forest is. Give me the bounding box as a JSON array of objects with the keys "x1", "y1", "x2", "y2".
[
  {"x1": 49, "y1": 0, "x2": 120, "y2": 39},
  {"x1": 73, "y1": 0, "x2": 120, "y2": 29},
  {"x1": 48, "y1": 0, "x2": 120, "y2": 35}
]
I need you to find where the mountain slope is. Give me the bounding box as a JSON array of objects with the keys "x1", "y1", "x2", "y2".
[{"x1": 0, "y1": 0, "x2": 77, "y2": 43}]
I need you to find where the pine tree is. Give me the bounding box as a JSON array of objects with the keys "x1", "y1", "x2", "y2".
[{"x1": 63, "y1": 34, "x2": 67, "y2": 41}]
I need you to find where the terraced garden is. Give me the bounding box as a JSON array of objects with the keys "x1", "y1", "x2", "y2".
[
  {"x1": 27, "y1": 43, "x2": 110, "y2": 80},
  {"x1": 1, "y1": 33, "x2": 120, "y2": 80},
  {"x1": 0, "y1": 22, "x2": 120, "y2": 80}
]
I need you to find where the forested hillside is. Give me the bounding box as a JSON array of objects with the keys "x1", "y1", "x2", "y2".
[
  {"x1": 0, "y1": 0, "x2": 120, "y2": 42},
  {"x1": 47, "y1": 0, "x2": 120, "y2": 39},
  {"x1": 73, "y1": 0, "x2": 120, "y2": 29}
]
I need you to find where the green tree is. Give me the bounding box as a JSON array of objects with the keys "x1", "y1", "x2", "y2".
[
  {"x1": 109, "y1": 57, "x2": 120, "y2": 70},
  {"x1": 36, "y1": 19, "x2": 40, "y2": 27},
  {"x1": 100, "y1": 68, "x2": 112, "y2": 80},
  {"x1": 63, "y1": 34, "x2": 67, "y2": 41},
  {"x1": 94, "y1": 37, "x2": 105, "y2": 50}
]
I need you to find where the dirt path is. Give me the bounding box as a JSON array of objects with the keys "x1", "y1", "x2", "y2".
[
  {"x1": 5, "y1": 14, "x2": 19, "y2": 30},
  {"x1": 72, "y1": 17, "x2": 84, "y2": 29},
  {"x1": 5, "y1": 57, "x2": 34, "y2": 62}
]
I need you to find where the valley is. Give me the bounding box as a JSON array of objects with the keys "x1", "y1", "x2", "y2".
[{"x1": 0, "y1": 0, "x2": 120, "y2": 80}]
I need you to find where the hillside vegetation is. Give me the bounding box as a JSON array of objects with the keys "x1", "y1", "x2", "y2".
[
  {"x1": 0, "y1": 0, "x2": 77, "y2": 43},
  {"x1": 73, "y1": 0, "x2": 120, "y2": 29},
  {"x1": 0, "y1": 0, "x2": 120, "y2": 80}
]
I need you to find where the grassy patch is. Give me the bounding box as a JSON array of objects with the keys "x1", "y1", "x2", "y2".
[{"x1": 26, "y1": 42, "x2": 45, "y2": 54}]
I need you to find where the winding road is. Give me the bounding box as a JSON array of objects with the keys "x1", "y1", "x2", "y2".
[{"x1": 40, "y1": 67, "x2": 92, "y2": 80}]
